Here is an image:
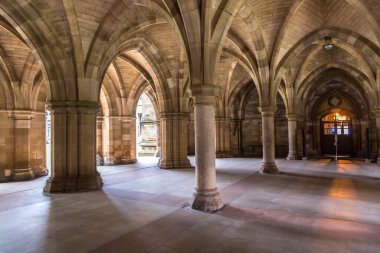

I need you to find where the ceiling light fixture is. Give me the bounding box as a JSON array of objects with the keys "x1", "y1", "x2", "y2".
[{"x1": 323, "y1": 37, "x2": 334, "y2": 51}]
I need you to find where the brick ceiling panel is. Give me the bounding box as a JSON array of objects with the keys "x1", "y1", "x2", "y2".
[
  {"x1": 72, "y1": 0, "x2": 115, "y2": 58},
  {"x1": 114, "y1": 58, "x2": 142, "y2": 88},
  {"x1": 325, "y1": 0, "x2": 379, "y2": 46},
  {"x1": 0, "y1": 26, "x2": 32, "y2": 81},
  {"x1": 143, "y1": 24, "x2": 181, "y2": 85},
  {"x1": 248, "y1": 0, "x2": 294, "y2": 59},
  {"x1": 300, "y1": 47, "x2": 363, "y2": 83},
  {"x1": 276, "y1": 0, "x2": 324, "y2": 65},
  {"x1": 31, "y1": 0, "x2": 73, "y2": 55}
]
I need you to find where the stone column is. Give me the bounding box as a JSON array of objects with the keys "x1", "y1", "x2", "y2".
[
  {"x1": 102, "y1": 116, "x2": 137, "y2": 165},
  {"x1": 102, "y1": 116, "x2": 114, "y2": 165},
  {"x1": 376, "y1": 113, "x2": 380, "y2": 163},
  {"x1": 286, "y1": 114, "x2": 297, "y2": 160},
  {"x1": 369, "y1": 119, "x2": 378, "y2": 160},
  {"x1": 191, "y1": 96, "x2": 223, "y2": 211},
  {"x1": 12, "y1": 111, "x2": 34, "y2": 181},
  {"x1": 29, "y1": 111, "x2": 48, "y2": 177},
  {"x1": 43, "y1": 102, "x2": 102, "y2": 193},
  {"x1": 296, "y1": 119, "x2": 306, "y2": 158},
  {"x1": 96, "y1": 116, "x2": 104, "y2": 166},
  {"x1": 230, "y1": 119, "x2": 243, "y2": 155},
  {"x1": 155, "y1": 120, "x2": 161, "y2": 157},
  {"x1": 216, "y1": 117, "x2": 232, "y2": 158},
  {"x1": 120, "y1": 116, "x2": 137, "y2": 164},
  {"x1": 158, "y1": 113, "x2": 191, "y2": 169},
  {"x1": 260, "y1": 107, "x2": 279, "y2": 174},
  {"x1": 188, "y1": 114, "x2": 195, "y2": 155}
]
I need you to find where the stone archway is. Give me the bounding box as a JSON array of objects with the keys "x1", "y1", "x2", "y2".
[{"x1": 320, "y1": 111, "x2": 353, "y2": 156}]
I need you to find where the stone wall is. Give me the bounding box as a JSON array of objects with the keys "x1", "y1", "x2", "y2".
[
  {"x1": 101, "y1": 116, "x2": 137, "y2": 165},
  {"x1": 30, "y1": 113, "x2": 47, "y2": 176},
  {"x1": 0, "y1": 111, "x2": 47, "y2": 182},
  {"x1": 0, "y1": 112, "x2": 14, "y2": 182}
]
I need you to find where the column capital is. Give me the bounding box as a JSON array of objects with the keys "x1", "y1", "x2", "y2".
[
  {"x1": 374, "y1": 109, "x2": 380, "y2": 118},
  {"x1": 259, "y1": 106, "x2": 276, "y2": 116},
  {"x1": 215, "y1": 117, "x2": 230, "y2": 122},
  {"x1": 47, "y1": 101, "x2": 99, "y2": 114},
  {"x1": 159, "y1": 112, "x2": 189, "y2": 120},
  {"x1": 191, "y1": 84, "x2": 222, "y2": 98},
  {"x1": 286, "y1": 114, "x2": 298, "y2": 121},
  {"x1": 104, "y1": 115, "x2": 136, "y2": 125},
  {"x1": 11, "y1": 110, "x2": 33, "y2": 120}
]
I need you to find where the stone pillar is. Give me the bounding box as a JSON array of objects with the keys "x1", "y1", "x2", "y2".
[
  {"x1": 102, "y1": 116, "x2": 137, "y2": 165},
  {"x1": 120, "y1": 116, "x2": 137, "y2": 164},
  {"x1": 43, "y1": 102, "x2": 102, "y2": 193},
  {"x1": 296, "y1": 119, "x2": 306, "y2": 158},
  {"x1": 155, "y1": 120, "x2": 161, "y2": 157},
  {"x1": 286, "y1": 114, "x2": 297, "y2": 160},
  {"x1": 158, "y1": 113, "x2": 191, "y2": 169},
  {"x1": 230, "y1": 119, "x2": 243, "y2": 155},
  {"x1": 260, "y1": 107, "x2": 279, "y2": 174},
  {"x1": 102, "y1": 116, "x2": 119, "y2": 165},
  {"x1": 96, "y1": 116, "x2": 104, "y2": 166},
  {"x1": 215, "y1": 117, "x2": 232, "y2": 158},
  {"x1": 0, "y1": 111, "x2": 14, "y2": 182},
  {"x1": 29, "y1": 111, "x2": 48, "y2": 177},
  {"x1": 12, "y1": 111, "x2": 34, "y2": 181},
  {"x1": 191, "y1": 96, "x2": 223, "y2": 212},
  {"x1": 376, "y1": 113, "x2": 380, "y2": 163},
  {"x1": 370, "y1": 119, "x2": 378, "y2": 160},
  {"x1": 188, "y1": 113, "x2": 195, "y2": 155}
]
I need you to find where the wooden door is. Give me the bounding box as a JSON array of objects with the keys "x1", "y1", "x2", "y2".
[{"x1": 321, "y1": 113, "x2": 353, "y2": 156}]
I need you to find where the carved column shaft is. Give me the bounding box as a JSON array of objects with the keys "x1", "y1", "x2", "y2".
[
  {"x1": 96, "y1": 116, "x2": 104, "y2": 166},
  {"x1": 216, "y1": 117, "x2": 232, "y2": 158},
  {"x1": 260, "y1": 107, "x2": 279, "y2": 174},
  {"x1": 12, "y1": 111, "x2": 34, "y2": 181},
  {"x1": 287, "y1": 115, "x2": 297, "y2": 160},
  {"x1": 375, "y1": 113, "x2": 380, "y2": 163},
  {"x1": 102, "y1": 116, "x2": 137, "y2": 165},
  {"x1": 158, "y1": 113, "x2": 191, "y2": 169},
  {"x1": 44, "y1": 102, "x2": 102, "y2": 193},
  {"x1": 191, "y1": 96, "x2": 223, "y2": 211},
  {"x1": 155, "y1": 120, "x2": 161, "y2": 157}
]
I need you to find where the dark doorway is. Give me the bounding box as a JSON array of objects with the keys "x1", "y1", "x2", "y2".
[{"x1": 321, "y1": 113, "x2": 353, "y2": 156}]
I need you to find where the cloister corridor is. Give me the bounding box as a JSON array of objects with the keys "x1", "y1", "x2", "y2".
[{"x1": 1, "y1": 158, "x2": 379, "y2": 253}]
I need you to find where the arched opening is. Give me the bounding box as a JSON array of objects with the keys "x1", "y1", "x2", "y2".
[
  {"x1": 321, "y1": 111, "x2": 353, "y2": 156},
  {"x1": 136, "y1": 91, "x2": 158, "y2": 158},
  {"x1": 96, "y1": 48, "x2": 163, "y2": 166},
  {"x1": 301, "y1": 72, "x2": 370, "y2": 159},
  {"x1": 0, "y1": 18, "x2": 50, "y2": 182}
]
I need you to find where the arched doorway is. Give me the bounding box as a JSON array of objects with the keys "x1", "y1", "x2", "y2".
[
  {"x1": 136, "y1": 92, "x2": 158, "y2": 158},
  {"x1": 321, "y1": 112, "x2": 353, "y2": 156}
]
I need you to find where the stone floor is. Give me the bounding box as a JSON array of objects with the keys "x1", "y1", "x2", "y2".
[{"x1": 0, "y1": 157, "x2": 380, "y2": 253}]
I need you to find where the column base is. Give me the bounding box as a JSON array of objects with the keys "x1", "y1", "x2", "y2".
[
  {"x1": 96, "y1": 154, "x2": 104, "y2": 166},
  {"x1": 12, "y1": 168, "x2": 35, "y2": 181},
  {"x1": 32, "y1": 167, "x2": 48, "y2": 177},
  {"x1": 191, "y1": 188, "x2": 223, "y2": 212},
  {"x1": 286, "y1": 153, "x2": 297, "y2": 160},
  {"x1": 0, "y1": 169, "x2": 12, "y2": 182},
  {"x1": 43, "y1": 174, "x2": 103, "y2": 194},
  {"x1": 121, "y1": 158, "x2": 137, "y2": 164},
  {"x1": 261, "y1": 162, "x2": 279, "y2": 174},
  {"x1": 104, "y1": 157, "x2": 136, "y2": 165},
  {"x1": 216, "y1": 152, "x2": 233, "y2": 158},
  {"x1": 158, "y1": 158, "x2": 193, "y2": 169},
  {"x1": 103, "y1": 156, "x2": 122, "y2": 165}
]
